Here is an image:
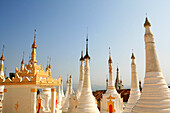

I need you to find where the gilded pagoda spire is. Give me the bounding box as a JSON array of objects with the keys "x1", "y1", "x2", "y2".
[
  {"x1": 108, "y1": 47, "x2": 114, "y2": 89},
  {"x1": 30, "y1": 29, "x2": 37, "y2": 64}
]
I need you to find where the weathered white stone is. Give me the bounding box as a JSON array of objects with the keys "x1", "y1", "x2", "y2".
[
  {"x1": 62, "y1": 76, "x2": 73, "y2": 113},
  {"x1": 132, "y1": 17, "x2": 170, "y2": 113},
  {"x1": 123, "y1": 53, "x2": 140, "y2": 113},
  {"x1": 75, "y1": 51, "x2": 84, "y2": 101},
  {"x1": 75, "y1": 36, "x2": 99, "y2": 113}
]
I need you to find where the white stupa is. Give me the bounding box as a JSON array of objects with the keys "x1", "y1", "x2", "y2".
[
  {"x1": 62, "y1": 75, "x2": 73, "y2": 113},
  {"x1": 61, "y1": 79, "x2": 65, "y2": 98},
  {"x1": 75, "y1": 51, "x2": 84, "y2": 100},
  {"x1": 0, "y1": 45, "x2": 5, "y2": 113},
  {"x1": 132, "y1": 17, "x2": 170, "y2": 113},
  {"x1": 62, "y1": 76, "x2": 69, "y2": 106},
  {"x1": 75, "y1": 34, "x2": 100, "y2": 113},
  {"x1": 0, "y1": 45, "x2": 5, "y2": 78},
  {"x1": 123, "y1": 53, "x2": 140, "y2": 113},
  {"x1": 57, "y1": 79, "x2": 62, "y2": 106},
  {"x1": 100, "y1": 48, "x2": 123, "y2": 113}
]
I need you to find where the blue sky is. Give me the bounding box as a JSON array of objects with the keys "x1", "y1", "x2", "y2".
[{"x1": 1, "y1": 0, "x2": 170, "y2": 89}]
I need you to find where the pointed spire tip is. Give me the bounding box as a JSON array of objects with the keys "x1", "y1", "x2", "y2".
[
  {"x1": 144, "y1": 17, "x2": 151, "y2": 27},
  {"x1": 0, "y1": 45, "x2": 5, "y2": 61}
]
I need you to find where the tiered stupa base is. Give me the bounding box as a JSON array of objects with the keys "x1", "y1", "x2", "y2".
[
  {"x1": 75, "y1": 88, "x2": 100, "y2": 113},
  {"x1": 132, "y1": 72, "x2": 170, "y2": 113},
  {"x1": 123, "y1": 89, "x2": 140, "y2": 113}
]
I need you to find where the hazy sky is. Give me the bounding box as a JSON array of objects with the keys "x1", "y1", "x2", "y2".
[{"x1": 1, "y1": 0, "x2": 170, "y2": 89}]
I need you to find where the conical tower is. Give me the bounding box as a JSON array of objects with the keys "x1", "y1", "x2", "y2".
[
  {"x1": 75, "y1": 51, "x2": 84, "y2": 100},
  {"x1": 57, "y1": 78, "x2": 62, "y2": 106},
  {"x1": 61, "y1": 79, "x2": 65, "y2": 98},
  {"x1": 29, "y1": 29, "x2": 37, "y2": 64},
  {"x1": 0, "y1": 45, "x2": 5, "y2": 78},
  {"x1": 75, "y1": 34, "x2": 99, "y2": 113},
  {"x1": 100, "y1": 48, "x2": 123, "y2": 113},
  {"x1": 132, "y1": 17, "x2": 170, "y2": 113},
  {"x1": 62, "y1": 76, "x2": 69, "y2": 106},
  {"x1": 123, "y1": 52, "x2": 140, "y2": 113},
  {"x1": 115, "y1": 65, "x2": 120, "y2": 90},
  {"x1": 20, "y1": 51, "x2": 25, "y2": 71},
  {"x1": 62, "y1": 75, "x2": 73, "y2": 112}
]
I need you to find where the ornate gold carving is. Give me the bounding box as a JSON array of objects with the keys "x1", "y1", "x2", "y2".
[
  {"x1": 13, "y1": 74, "x2": 22, "y2": 83},
  {"x1": 47, "y1": 76, "x2": 53, "y2": 83},
  {"x1": 107, "y1": 94, "x2": 115, "y2": 100},
  {"x1": 107, "y1": 94, "x2": 116, "y2": 112},
  {"x1": 5, "y1": 78, "x2": 12, "y2": 83},
  {"x1": 41, "y1": 78, "x2": 47, "y2": 83},
  {"x1": 42, "y1": 89, "x2": 51, "y2": 92},
  {"x1": 22, "y1": 77, "x2": 30, "y2": 82},
  {"x1": 107, "y1": 100, "x2": 116, "y2": 112}
]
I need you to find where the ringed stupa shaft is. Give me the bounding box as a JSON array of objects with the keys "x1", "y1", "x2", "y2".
[
  {"x1": 75, "y1": 34, "x2": 99, "y2": 113},
  {"x1": 132, "y1": 17, "x2": 170, "y2": 113},
  {"x1": 123, "y1": 53, "x2": 140, "y2": 113}
]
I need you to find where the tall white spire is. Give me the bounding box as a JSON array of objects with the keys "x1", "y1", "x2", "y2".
[
  {"x1": 75, "y1": 51, "x2": 84, "y2": 100},
  {"x1": 0, "y1": 45, "x2": 5, "y2": 78},
  {"x1": 61, "y1": 79, "x2": 65, "y2": 98},
  {"x1": 57, "y1": 81, "x2": 62, "y2": 106},
  {"x1": 75, "y1": 34, "x2": 99, "y2": 113},
  {"x1": 132, "y1": 17, "x2": 170, "y2": 113},
  {"x1": 123, "y1": 52, "x2": 140, "y2": 113},
  {"x1": 62, "y1": 75, "x2": 69, "y2": 106},
  {"x1": 62, "y1": 75, "x2": 73, "y2": 112}
]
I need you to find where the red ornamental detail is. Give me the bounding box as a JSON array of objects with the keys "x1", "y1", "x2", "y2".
[
  {"x1": 37, "y1": 103, "x2": 40, "y2": 113},
  {"x1": 109, "y1": 105, "x2": 113, "y2": 113}
]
